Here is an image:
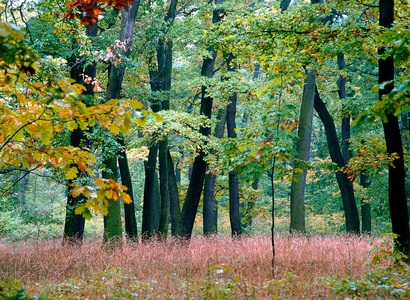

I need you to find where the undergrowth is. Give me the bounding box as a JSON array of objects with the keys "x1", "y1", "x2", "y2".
[{"x1": 0, "y1": 234, "x2": 408, "y2": 299}]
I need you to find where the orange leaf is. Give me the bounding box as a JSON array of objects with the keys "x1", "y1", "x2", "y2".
[
  {"x1": 66, "y1": 1, "x2": 76, "y2": 7},
  {"x1": 72, "y1": 186, "x2": 85, "y2": 198}
]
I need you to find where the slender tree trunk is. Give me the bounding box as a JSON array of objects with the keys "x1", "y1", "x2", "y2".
[
  {"x1": 63, "y1": 24, "x2": 98, "y2": 245},
  {"x1": 118, "y1": 136, "x2": 138, "y2": 240},
  {"x1": 203, "y1": 109, "x2": 226, "y2": 235},
  {"x1": 142, "y1": 143, "x2": 159, "y2": 239},
  {"x1": 337, "y1": 55, "x2": 351, "y2": 165},
  {"x1": 142, "y1": 0, "x2": 177, "y2": 240},
  {"x1": 158, "y1": 139, "x2": 170, "y2": 239},
  {"x1": 177, "y1": 0, "x2": 224, "y2": 239},
  {"x1": 289, "y1": 71, "x2": 316, "y2": 233},
  {"x1": 314, "y1": 86, "x2": 360, "y2": 233},
  {"x1": 103, "y1": 3, "x2": 140, "y2": 243},
  {"x1": 271, "y1": 158, "x2": 276, "y2": 277},
  {"x1": 203, "y1": 174, "x2": 218, "y2": 235},
  {"x1": 379, "y1": 0, "x2": 410, "y2": 255},
  {"x1": 226, "y1": 53, "x2": 242, "y2": 237},
  {"x1": 167, "y1": 150, "x2": 180, "y2": 236},
  {"x1": 153, "y1": 170, "x2": 161, "y2": 234}
]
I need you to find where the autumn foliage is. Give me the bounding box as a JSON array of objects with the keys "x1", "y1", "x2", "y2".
[
  {"x1": 0, "y1": 21, "x2": 142, "y2": 217},
  {"x1": 65, "y1": 0, "x2": 134, "y2": 26}
]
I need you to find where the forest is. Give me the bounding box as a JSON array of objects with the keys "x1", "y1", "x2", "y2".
[{"x1": 0, "y1": 0, "x2": 409, "y2": 298}]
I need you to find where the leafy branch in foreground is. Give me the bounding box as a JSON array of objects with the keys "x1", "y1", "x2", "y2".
[{"x1": 0, "y1": 21, "x2": 145, "y2": 217}]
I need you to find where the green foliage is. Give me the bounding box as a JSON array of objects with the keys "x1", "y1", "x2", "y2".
[
  {"x1": 0, "y1": 280, "x2": 40, "y2": 300},
  {"x1": 368, "y1": 233, "x2": 408, "y2": 265},
  {"x1": 331, "y1": 268, "x2": 410, "y2": 298}
]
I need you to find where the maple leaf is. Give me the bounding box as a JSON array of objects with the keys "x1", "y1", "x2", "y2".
[
  {"x1": 66, "y1": 167, "x2": 79, "y2": 180},
  {"x1": 71, "y1": 185, "x2": 85, "y2": 198}
]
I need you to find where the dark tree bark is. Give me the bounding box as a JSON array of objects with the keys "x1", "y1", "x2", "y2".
[
  {"x1": 314, "y1": 86, "x2": 360, "y2": 233},
  {"x1": 177, "y1": 85, "x2": 213, "y2": 239},
  {"x1": 379, "y1": 0, "x2": 410, "y2": 255},
  {"x1": 141, "y1": 143, "x2": 159, "y2": 239},
  {"x1": 226, "y1": 53, "x2": 242, "y2": 237},
  {"x1": 63, "y1": 24, "x2": 98, "y2": 245},
  {"x1": 103, "y1": 3, "x2": 140, "y2": 243},
  {"x1": 153, "y1": 170, "x2": 161, "y2": 234},
  {"x1": 177, "y1": 0, "x2": 224, "y2": 240},
  {"x1": 158, "y1": 139, "x2": 170, "y2": 239},
  {"x1": 203, "y1": 109, "x2": 226, "y2": 235},
  {"x1": 118, "y1": 137, "x2": 138, "y2": 240},
  {"x1": 167, "y1": 150, "x2": 180, "y2": 236},
  {"x1": 142, "y1": 0, "x2": 177, "y2": 240},
  {"x1": 337, "y1": 55, "x2": 351, "y2": 165}
]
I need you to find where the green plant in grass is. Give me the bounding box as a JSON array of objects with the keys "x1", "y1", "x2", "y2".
[{"x1": 369, "y1": 233, "x2": 408, "y2": 265}]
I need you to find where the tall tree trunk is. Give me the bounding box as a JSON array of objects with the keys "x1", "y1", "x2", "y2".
[
  {"x1": 103, "y1": 156, "x2": 122, "y2": 244},
  {"x1": 226, "y1": 53, "x2": 242, "y2": 237},
  {"x1": 142, "y1": 0, "x2": 177, "y2": 240},
  {"x1": 142, "y1": 143, "x2": 159, "y2": 239},
  {"x1": 289, "y1": 71, "x2": 316, "y2": 233},
  {"x1": 379, "y1": 0, "x2": 410, "y2": 255},
  {"x1": 337, "y1": 54, "x2": 351, "y2": 165},
  {"x1": 158, "y1": 139, "x2": 170, "y2": 239},
  {"x1": 118, "y1": 136, "x2": 138, "y2": 240},
  {"x1": 314, "y1": 86, "x2": 360, "y2": 233},
  {"x1": 203, "y1": 108, "x2": 226, "y2": 235},
  {"x1": 177, "y1": 0, "x2": 224, "y2": 239},
  {"x1": 63, "y1": 24, "x2": 98, "y2": 245},
  {"x1": 168, "y1": 150, "x2": 180, "y2": 236},
  {"x1": 103, "y1": 3, "x2": 140, "y2": 243}
]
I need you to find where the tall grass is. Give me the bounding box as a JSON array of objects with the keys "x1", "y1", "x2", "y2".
[{"x1": 0, "y1": 234, "x2": 390, "y2": 299}]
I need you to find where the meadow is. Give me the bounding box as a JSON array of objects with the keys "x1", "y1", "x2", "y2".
[{"x1": 1, "y1": 234, "x2": 409, "y2": 299}]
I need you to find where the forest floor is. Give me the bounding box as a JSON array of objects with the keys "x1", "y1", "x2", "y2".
[{"x1": 0, "y1": 234, "x2": 409, "y2": 299}]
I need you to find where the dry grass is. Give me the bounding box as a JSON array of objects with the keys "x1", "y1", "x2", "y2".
[{"x1": 0, "y1": 234, "x2": 376, "y2": 299}]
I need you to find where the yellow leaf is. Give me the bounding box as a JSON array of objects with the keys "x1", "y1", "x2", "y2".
[
  {"x1": 13, "y1": 129, "x2": 25, "y2": 141},
  {"x1": 75, "y1": 205, "x2": 85, "y2": 215},
  {"x1": 40, "y1": 133, "x2": 52, "y2": 145},
  {"x1": 129, "y1": 100, "x2": 143, "y2": 109},
  {"x1": 105, "y1": 189, "x2": 114, "y2": 199},
  {"x1": 66, "y1": 167, "x2": 79, "y2": 180},
  {"x1": 136, "y1": 118, "x2": 147, "y2": 127},
  {"x1": 121, "y1": 192, "x2": 132, "y2": 204}
]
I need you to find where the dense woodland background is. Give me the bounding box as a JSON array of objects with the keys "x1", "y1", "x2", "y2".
[
  {"x1": 0, "y1": 0, "x2": 409, "y2": 245},
  {"x1": 1, "y1": 0, "x2": 410, "y2": 298}
]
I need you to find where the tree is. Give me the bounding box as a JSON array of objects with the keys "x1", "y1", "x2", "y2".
[
  {"x1": 0, "y1": 21, "x2": 135, "y2": 244},
  {"x1": 177, "y1": 0, "x2": 225, "y2": 240},
  {"x1": 314, "y1": 86, "x2": 360, "y2": 233},
  {"x1": 203, "y1": 108, "x2": 226, "y2": 235},
  {"x1": 225, "y1": 53, "x2": 242, "y2": 237},
  {"x1": 141, "y1": 0, "x2": 178, "y2": 240},
  {"x1": 63, "y1": 21, "x2": 98, "y2": 245},
  {"x1": 378, "y1": 0, "x2": 410, "y2": 255},
  {"x1": 289, "y1": 71, "x2": 316, "y2": 233},
  {"x1": 103, "y1": 2, "x2": 141, "y2": 243}
]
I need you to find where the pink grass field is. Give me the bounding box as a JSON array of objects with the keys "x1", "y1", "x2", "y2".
[{"x1": 0, "y1": 234, "x2": 382, "y2": 299}]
